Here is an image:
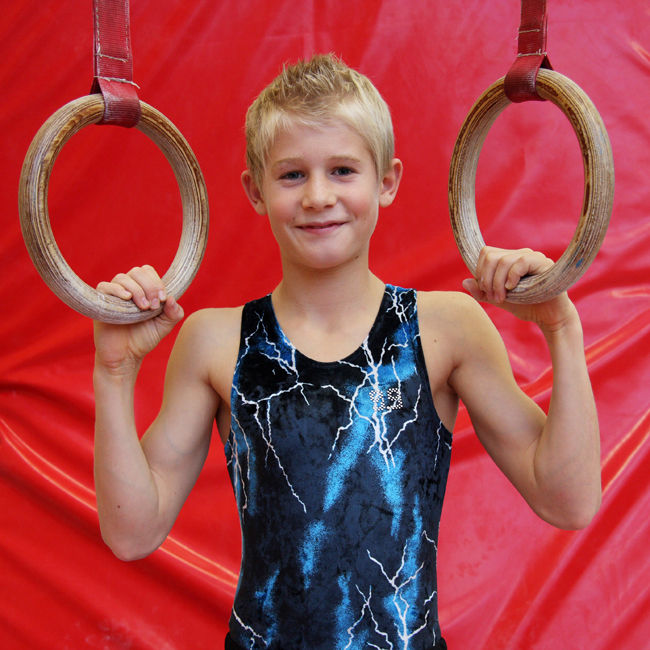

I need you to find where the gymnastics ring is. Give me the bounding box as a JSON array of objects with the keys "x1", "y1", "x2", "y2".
[
  {"x1": 18, "y1": 94, "x2": 209, "y2": 323},
  {"x1": 449, "y1": 68, "x2": 614, "y2": 303}
]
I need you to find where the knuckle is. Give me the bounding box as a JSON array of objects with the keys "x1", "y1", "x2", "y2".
[{"x1": 111, "y1": 273, "x2": 132, "y2": 286}]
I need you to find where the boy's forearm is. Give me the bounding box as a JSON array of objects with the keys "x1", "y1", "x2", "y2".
[
  {"x1": 532, "y1": 312, "x2": 602, "y2": 528},
  {"x1": 93, "y1": 363, "x2": 164, "y2": 559}
]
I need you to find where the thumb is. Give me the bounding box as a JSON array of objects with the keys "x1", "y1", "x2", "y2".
[
  {"x1": 163, "y1": 295, "x2": 184, "y2": 321},
  {"x1": 462, "y1": 278, "x2": 485, "y2": 302},
  {"x1": 154, "y1": 295, "x2": 185, "y2": 334}
]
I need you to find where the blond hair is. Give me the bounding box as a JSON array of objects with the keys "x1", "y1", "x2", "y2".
[{"x1": 244, "y1": 54, "x2": 394, "y2": 187}]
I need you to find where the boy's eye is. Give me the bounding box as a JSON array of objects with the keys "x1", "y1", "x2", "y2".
[
  {"x1": 280, "y1": 170, "x2": 303, "y2": 181},
  {"x1": 333, "y1": 166, "x2": 355, "y2": 176}
]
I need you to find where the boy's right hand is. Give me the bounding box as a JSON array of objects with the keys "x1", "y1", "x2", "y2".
[{"x1": 93, "y1": 265, "x2": 185, "y2": 373}]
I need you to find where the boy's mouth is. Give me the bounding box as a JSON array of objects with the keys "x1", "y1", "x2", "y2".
[{"x1": 298, "y1": 220, "x2": 345, "y2": 233}]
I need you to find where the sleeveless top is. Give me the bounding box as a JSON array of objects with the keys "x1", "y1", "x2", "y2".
[{"x1": 224, "y1": 285, "x2": 453, "y2": 648}]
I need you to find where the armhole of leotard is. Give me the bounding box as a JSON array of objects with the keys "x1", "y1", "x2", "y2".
[{"x1": 413, "y1": 290, "x2": 453, "y2": 439}]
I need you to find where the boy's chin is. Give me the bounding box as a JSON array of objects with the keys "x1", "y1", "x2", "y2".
[{"x1": 293, "y1": 250, "x2": 369, "y2": 273}]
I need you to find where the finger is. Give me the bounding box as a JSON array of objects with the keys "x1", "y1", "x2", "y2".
[
  {"x1": 96, "y1": 280, "x2": 133, "y2": 301},
  {"x1": 125, "y1": 265, "x2": 166, "y2": 310},
  {"x1": 107, "y1": 272, "x2": 152, "y2": 310},
  {"x1": 503, "y1": 256, "x2": 531, "y2": 292},
  {"x1": 161, "y1": 295, "x2": 184, "y2": 322},
  {"x1": 150, "y1": 295, "x2": 184, "y2": 340},
  {"x1": 462, "y1": 278, "x2": 488, "y2": 302},
  {"x1": 497, "y1": 249, "x2": 552, "y2": 298},
  {"x1": 492, "y1": 253, "x2": 526, "y2": 303},
  {"x1": 476, "y1": 247, "x2": 498, "y2": 301}
]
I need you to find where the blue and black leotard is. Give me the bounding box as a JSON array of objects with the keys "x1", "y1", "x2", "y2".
[{"x1": 224, "y1": 285, "x2": 452, "y2": 649}]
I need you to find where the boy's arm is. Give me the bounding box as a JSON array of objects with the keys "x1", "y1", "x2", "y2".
[
  {"x1": 93, "y1": 267, "x2": 232, "y2": 560},
  {"x1": 447, "y1": 247, "x2": 601, "y2": 529}
]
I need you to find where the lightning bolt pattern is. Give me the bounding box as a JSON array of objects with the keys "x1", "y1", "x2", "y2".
[{"x1": 224, "y1": 286, "x2": 452, "y2": 648}]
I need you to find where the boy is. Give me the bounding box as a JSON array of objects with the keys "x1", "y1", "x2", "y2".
[{"x1": 93, "y1": 55, "x2": 601, "y2": 648}]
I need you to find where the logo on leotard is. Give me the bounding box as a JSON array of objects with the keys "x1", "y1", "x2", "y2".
[{"x1": 369, "y1": 387, "x2": 403, "y2": 412}]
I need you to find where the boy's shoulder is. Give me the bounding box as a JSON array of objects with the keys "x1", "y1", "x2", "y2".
[
  {"x1": 416, "y1": 288, "x2": 486, "y2": 323},
  {"x1": 180, "y1": 305, "x2": 244, "y2": 344},
  {"x1": 173, "y1": 306, "x2": 245, "y2": 398},
  {"x1": 174, "y1": 305, "x2": 244, "y2": 362},
  {"x1": 184, "y1": 303, "x2": 244, "y2": 324},
  {"x1": 416, "y1": 288, "x2": 496, "y2": 349}
]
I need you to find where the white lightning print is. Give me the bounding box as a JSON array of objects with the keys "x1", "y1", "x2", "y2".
[
  {"x1": 327, "y1": 326, "x2": 420, "y2": 471},
  {"x1": 230, "y1": 313, "x2": 314, "y2": 514},
  {"x1": 343, "y1": 585, "x2": 393, "y2": 650},
  {"x1": 366, "y1": 531, "x2": 439, "y2": 649},
  {"x1": 432, "y1": 420, "x2": 452, "y2": 474},
  {"x1": 226, "y1": 412, "x2": 251, "y2": 512},
  {"x1": 231, "y1": 607, "x2": 266, "y2": 649},
  {"x1": 322, "y1": 382, "x2": 368, "y2": 457},
  {"x1": 251, "y1": 314, "x2": 298, "y2": 378},
  {"x1": 232, "y1": 382, "x2": 309, "y2": 514}
]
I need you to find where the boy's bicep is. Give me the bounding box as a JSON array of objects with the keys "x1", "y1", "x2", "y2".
[
  {"x1": 141, "y1": 313, "x2": 223, "y2": 516},
  {"x1": 449, "y1": 303, "x2": 545, "y2": 492}
]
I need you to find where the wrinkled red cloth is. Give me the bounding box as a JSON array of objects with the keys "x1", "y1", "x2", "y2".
[{"x1": 1, "y1": 2, "x2": 648, "y2": 648}]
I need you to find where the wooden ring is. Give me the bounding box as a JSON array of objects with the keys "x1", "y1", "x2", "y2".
[
  {"x1": 18, "y1": 94, "x2": 209, "y2": 323},
  {"x1": 448, "y1": 68, "x2": 614, "y2": 303}
]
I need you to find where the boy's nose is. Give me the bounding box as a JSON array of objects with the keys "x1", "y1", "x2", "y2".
[{"x1": 301, "y1": 176, "x2": 336, "y2": 210}]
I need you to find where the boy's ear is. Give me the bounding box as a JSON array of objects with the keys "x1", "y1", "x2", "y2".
[
  {"x1": 241, "y1": 170, "x2": 268, "y2": 215},
  {"x1": 378, "y1": 158, "x2": 403, "y2": 208}
]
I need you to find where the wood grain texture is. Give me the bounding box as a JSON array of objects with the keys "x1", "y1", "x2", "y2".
[
  {"x1": 449, "y1": 68, "x2": 614, "y2": 303},
  {"x1": 18, "y1": 94, "x2": 209, "y2": 323}
]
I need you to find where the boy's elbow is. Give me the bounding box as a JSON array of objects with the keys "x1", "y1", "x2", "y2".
[
  {"x1": 537, "y1": 491, "x2": 602, "y2": 531},
  {"x1": 100, "y1": 528, "x2": 162, "y2": 562},
  {"x1": 108, "y1": 542, "x2": 153, "y2": 562},
  {"x1": 552, "y1": 506, "x2": 599, "y2": 531},
  {"x1": 569, "y1": 492, "x2": 602, "y2": 530}
]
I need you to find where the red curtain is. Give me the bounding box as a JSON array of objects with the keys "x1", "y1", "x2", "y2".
[{"x1": 1, "y1": 2, "x2": 648, "y2": 648}]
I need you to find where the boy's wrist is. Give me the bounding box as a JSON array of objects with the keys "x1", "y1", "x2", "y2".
[
  {"x1": 94, "y1": 355, "x2": 142, "y2": 383},
  {"x1": 538, "y1": 302, "x2": 583, "y2": 344}
]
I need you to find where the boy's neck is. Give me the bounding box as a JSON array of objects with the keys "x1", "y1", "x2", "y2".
[
  {"x1": 272, "y1": 263, "x2": 385, "y2": 324},
  {"x1": 270, "y1": 264, "x2": 386, "y2": 363}
]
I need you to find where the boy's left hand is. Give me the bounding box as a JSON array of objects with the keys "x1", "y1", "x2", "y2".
[{"x1": 462, "y1": 246, "x2": 577, "y2": 331}]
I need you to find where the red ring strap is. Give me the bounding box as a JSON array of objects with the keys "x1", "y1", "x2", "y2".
[
  {"x1": 89, "y1": 0, "x2": 141, "y2": 126},
  {"x1": 504, "y1": 0, "x2": 553, "y2": 103}
]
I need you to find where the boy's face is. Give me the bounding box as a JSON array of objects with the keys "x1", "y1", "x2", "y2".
[{"x1": 242, "y1": 118, "x2": 401, "y2": 272}]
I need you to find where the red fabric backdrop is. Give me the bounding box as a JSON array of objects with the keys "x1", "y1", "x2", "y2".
[{"x1": 1, "y1": 2, "x2": 649, "y2": 648}]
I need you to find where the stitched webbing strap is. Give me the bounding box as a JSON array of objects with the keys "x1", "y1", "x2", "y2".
[
  {"x1": 504, "y1": 0, "x2": 553, "y2": 102},
  {"x1": 90, "y1": 0, "x2": 141, "y2": 126}
]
